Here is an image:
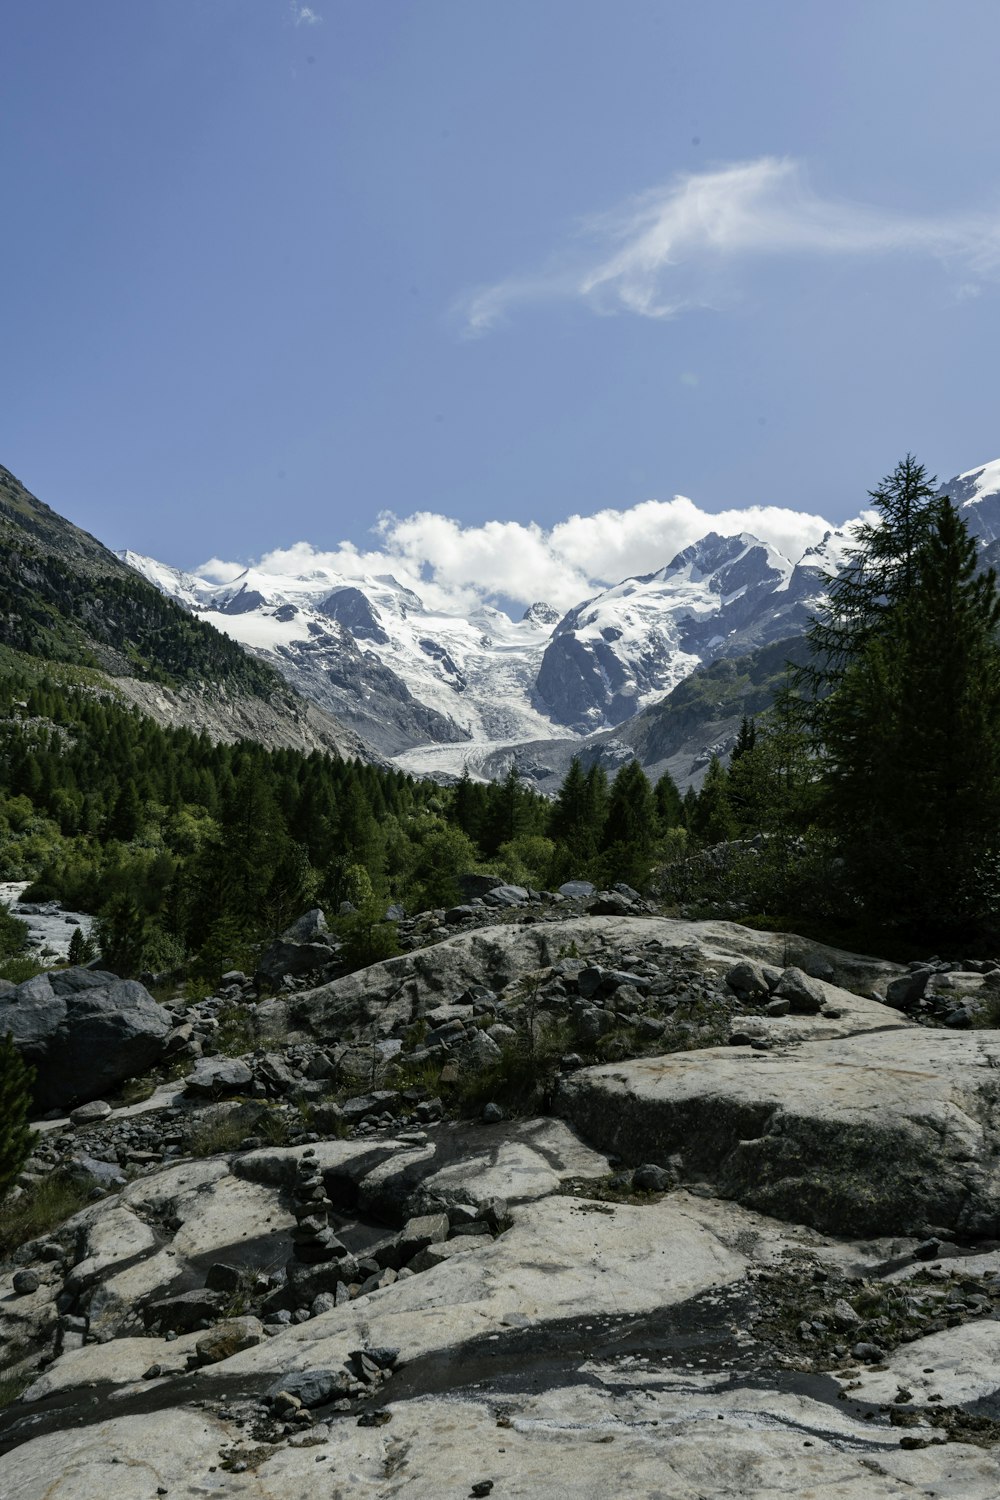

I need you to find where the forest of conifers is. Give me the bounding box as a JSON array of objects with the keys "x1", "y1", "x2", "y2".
[{"x1": 3, "y1": 457, "x2": 1000, "y2": 983}]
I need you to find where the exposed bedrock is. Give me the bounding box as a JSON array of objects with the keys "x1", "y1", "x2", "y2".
[{"x1": 558, "y1": 1028, "x2": 1000, "y2": 1238}]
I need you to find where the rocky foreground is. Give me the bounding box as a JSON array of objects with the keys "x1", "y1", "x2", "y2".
[{"x1": 5, "y1": 911, "x2": 1000, "y2": 1497}]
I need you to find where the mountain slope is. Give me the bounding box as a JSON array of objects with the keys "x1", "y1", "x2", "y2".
[
  {"x1": 120, "y1": 456, "x2": 1000, "y2": 779},
  {"x1": 464, "y1": 633, "x2": 812, "y2": 793},
  {"x1": 534, "y1": 530, "x2": 850, "y2": 730},
  {"x1": 120, "y1": 550, "x2": 568, "y2": 757},
  {"x1": 0, "y1": 466, "x2": 369, "y2": 758}
]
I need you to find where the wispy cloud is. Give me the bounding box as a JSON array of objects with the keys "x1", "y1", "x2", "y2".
[
  {"x1": 196, "y1": 492, "x2": 836, "y2": 617},
  {"x1": 293, "y1": 4, "x2": 322, "y2": 25},
  {"x1": 458, "y1": 157, "x2": 1000, "y2": 334}
]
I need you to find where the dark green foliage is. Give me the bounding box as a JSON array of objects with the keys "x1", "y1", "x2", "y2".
[
  {"x1": 66, "y1": 926, "x2": 94, "y2": 965},
  {"x1": 547, "y1": 756, "x2": 601, "y2": 880},
  {"x1": 452, "y1": 770, "x2": 486, "y2": 845},
  {"x1": 688, "y1": 756, "x2": 737, "y2": 845},
  {"x1": 481, "y1": 765, "x2": 544, "y2": 855},
  {"x1": 653, "y1": 770, "x2": 684, "y2": 831},
  {"x1": 96, "y1": 893, "x2": 150, "y2": 976},
  {"x1": 818, "y1": 498, "x2": 1000, "y2": 928},
  {"x1": 337, "y1": 896, "x2": 402, "y2": 972},
  {"x1": 0, "y1": 1032, "x2": 35, "y2": 1202},
  {"x1": 800, "y1": 454, "x2": 938, "y2": 696},
  {"x1": 0, "y1": 902, "x2": 28, "y2": 962},
  {"x1": 599, "y1": 761, "x2": 656, "y2": 886},
  {"x1": 403, "y1": 822, "x2": 480, "y2": 911}
]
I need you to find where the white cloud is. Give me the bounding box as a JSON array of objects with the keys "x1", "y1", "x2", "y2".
[
  {"x1": 196, "y1": 492, "x2": 836, "y2": 617},
  {"x1": 458, "y1": 157, "x2": 1000, "y2": 333},
  {"x1": 293, "y1": 5, "x2": 322, "y2": 25},
  {"x1": 194, "y1": 557, "x2": 245, "y2": 584}
]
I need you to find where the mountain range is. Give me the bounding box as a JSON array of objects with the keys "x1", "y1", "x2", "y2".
[{"x1": 118, "y1": 458, "x2": 1000, "y2": 786}]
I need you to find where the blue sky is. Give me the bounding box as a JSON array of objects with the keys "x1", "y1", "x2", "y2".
[{"x1": 4, "y1": 1, "x2": 1000, "y2": 611}]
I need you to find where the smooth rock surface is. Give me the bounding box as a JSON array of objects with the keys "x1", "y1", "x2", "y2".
[{"x1": 558, "y1": 1027, "x2": 1000, "y2": 1236}]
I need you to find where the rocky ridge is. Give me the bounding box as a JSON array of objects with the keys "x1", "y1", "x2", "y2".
[
  {"x1": 0, "y1": 464, "x2": 368, "y2": 760},
  {"x1": 5, "y1": 900, "x2": 1000, "y2": 1495}
]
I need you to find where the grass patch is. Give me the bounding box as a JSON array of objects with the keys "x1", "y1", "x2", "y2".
[
  {"x1": 455, "y1": 1025, "x2": 571, "y2": 1117},
  {"x1": 385, "y1": 1056, "x2": 443, "y2": 1096},
  {"x1": 117, "y1": 1075, "x2": 159, "y2": 1106},
  {"x1": 560, "y1": 1174, "x2": 661, "y2": 1207},
  {"x1": 188, "y1": 1103, "x2": 290, "y2": 1158},
  {"x1": 188, "y1": 1113, "x2": 251, "y2": 1158},
  {"x1": 0, "y1": 1171, "x2": 94, "y2": 1259},
  {"x1": 214, "y1": 1004, "x2": 259, "y2": 1057},
  {"x1": 0, "y1": 955, "x2": 44, "y2": 985},
  {"x1": 0, "y1": 1371, "x2": 31, "y2": 1408},
  {"x1": 973, "y1": 987, "x2": 1000, "y2": 1028}
]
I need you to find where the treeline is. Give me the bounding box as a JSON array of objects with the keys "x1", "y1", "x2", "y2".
[
  {"x1": 3, "y1": 453, "x2": 991, "y2": 977},
  {"x1": 0, "y1": 535, "x2": 280, "y2": 694},
  {"x1": 673, "y1": 456, "x2": 1000, "y2": 951},
  {"x1": 0, "y1": 667, "x2": 694, "y2": 979}
]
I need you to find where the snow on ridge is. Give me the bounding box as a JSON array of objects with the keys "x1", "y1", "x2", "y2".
[
  {"x1": 118, "y1": 515, "x2": 852, "y2": 773},
  {"x1": 953, "y1": 457, "x2": 1000, "y2": 507}
]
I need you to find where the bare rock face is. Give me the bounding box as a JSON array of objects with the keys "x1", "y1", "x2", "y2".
[
  {"x1": 557, "y1": 1028, "x2": 1000, "y2": 1238},
  {"x1": 0, "y1": 968, "x2": 172, "y2": 1111},
  {"x1": 8, "y1": 917, "x2": 1000, "y2": 1498},
  {"x1": 283, "y1": 915, "x2": 904, "y2": 1041}
]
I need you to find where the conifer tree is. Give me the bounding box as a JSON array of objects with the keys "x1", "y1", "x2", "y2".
[
  {"x1": 548, "y1": 756, "x2": 600, "y2": 873},
  {"x1": 820, "y1": 498, "x2": 1000, "y2": 927},
  {"x1": 600, "y1": 761, "x2": 655, "y2": 886},
  {"x1": 689, "y1": 756, "x2": 737, "y2": 846},
  {"x1": 0, "y1": 1032, "x2": 35, "y2": 1202},
  {"x1": 481, "y1": 766, "x2": 528, "y2": 855},
  {"x1": 67, "y1": 925, "x2": 88, "y2": 966},
  {"x1": 653, "y1": 770, "x2": 684, "y2": 832},
  {"x1": 801, "y1": 454, "x2": 938, "y2": 698}
]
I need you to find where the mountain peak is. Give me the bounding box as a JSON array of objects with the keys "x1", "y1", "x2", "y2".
[
  {"x1": 663, "y1": 530, "x2": 785, "y2": 578},
  {"x1": 522, "y1": 601, "x2": 560, "y2": 627}
]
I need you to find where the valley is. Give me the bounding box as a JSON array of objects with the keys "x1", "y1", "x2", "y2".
[{"x1": 122, "y1": 459, "x2": 1000, "y2": 786}]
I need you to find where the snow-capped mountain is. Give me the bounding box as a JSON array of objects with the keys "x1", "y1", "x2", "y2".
[
  {"x1": 120, "y1": 459, "x2": 1000, "y2": 776},
  {"x1": 118, "y1": 553, "x2": 566, "y2": 758},
  {"x1": 939, "y1": 458, "x2": 1000, "y2": 544},
  {"x1": 536, "y1": 531, "x2": 818, "y2": 730}
]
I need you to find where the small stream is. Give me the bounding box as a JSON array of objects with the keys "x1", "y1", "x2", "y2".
[
  {"x1": 0, "y1": 881, "x2": 95, "y2": 964},
  {"x1": 0, "y1": 1279, "x2": 896, "y2": 1458}
]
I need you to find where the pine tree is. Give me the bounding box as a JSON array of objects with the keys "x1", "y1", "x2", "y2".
[
  {"x1": 599, "y1": 761, "x2": 655, "y2": 886},
  {"x1": 820, "y1": 498, "x2": 1000, "y2": 928},
  {"x1": 584, "y1": 763, "x2": 609, "y2": 839},
  {"x1": 801, "y1": 454, "x2": 938, "y2": 698},
  {"x1": 97, "y1": 892, "x2": 150, "y2": 976},
  {"x1": 689, "y1": 756, "x2": 737, "y2": 846},
  {"x1": 481, "y1": 766, "x2": 527, "y2": 855},
  {"x1": 548, "y1": 756, "x2": 601, "y2": 876},
  {"x1": 653, "y1": 770, "x2": 684, "y2": 832},
  {"x1": 0, "y1": 1032, "x2": 35, "y2": 1202},
  {"x1": 452, "y1": 769, "x2": 485, "y2": 846}
]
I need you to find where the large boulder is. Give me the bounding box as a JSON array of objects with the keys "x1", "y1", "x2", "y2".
[
  {"x1": 280, "y1": 908, "x2": 330, "y2": 945},
  {"x1": 255, "y1": 938, "x2": 337, "y2": 987},
  {"x1": 557, "y1": 1027, "x2": 1000, "y2": 1239},
  {"x1": 0, "y1": 968, "x2": 172, "y2": 1112},
  {"x1": 255, "y1": 908, "x2": 338, "y2": 986}
]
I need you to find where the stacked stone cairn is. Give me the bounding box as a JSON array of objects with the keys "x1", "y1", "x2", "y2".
[{"x1": 289, "y1": 1151, "x2": 343, "y2": 1265}]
